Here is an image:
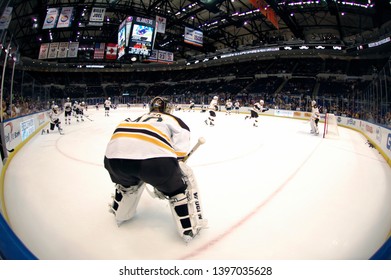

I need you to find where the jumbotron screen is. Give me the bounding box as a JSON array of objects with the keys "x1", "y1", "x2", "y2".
[{"x1": 127, "y1": 17, "x2": 157, "y2": 56}]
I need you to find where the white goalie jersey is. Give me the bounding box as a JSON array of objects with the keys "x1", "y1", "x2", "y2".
[{"x1": 105, "y1": 112, "x2": 191, "y2": 160}]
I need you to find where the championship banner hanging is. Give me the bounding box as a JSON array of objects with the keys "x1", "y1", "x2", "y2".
[
  {"x1": 0, "y1": 7, "x2": 13, "y2": 30},
  {"x1": 42, "y1": 8, "x2": 59, "y2": 29},
  {"x1": 156, "y1": 16, "x2": 166, "y2": 34},
  {"x1": 47, "y1": 42, "x2": 59, "y2": 59},
  {"x1": 56, "y1": 7, "x2": 73, "y2": 28},
  {"x1": 38, "y1": 43, "x2": 49, "y2": 59},
  {"x1": 57, "y1": 42, "x2": 69, "y2": 58},
  {"x1": 67, "y1": 42, "x2": 79, "y2": 58}
]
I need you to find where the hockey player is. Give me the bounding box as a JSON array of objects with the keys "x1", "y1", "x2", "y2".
[
  {"x1": 234, "y1": 100, "x2": 240, "y2": 114},
  {"x1": 188, "y1": 99, "x2": 195, "y2": 112},
  {"x1": 104, "y1": 96, "x2": 207, "y2": 242},
  {"x1": 63, "y1": 97, "x2": 72, "y2": 125},
  {"x1": 225, "y1": 99, "x2": 233, "y2": 115},
  {"x1": 104, "y1": 97, "x2": 111, "y2": 116},
  {"x1": 75, "y1": 101, "x2": 85, "y2": 122},
  {"x1": 245, "y1": 99, "x2": 268, "y2": 127},
  {"x1": 46, "y1": 105, "x2": 63, "y2": 134},
  {"x1": 310, "y1": 100, "x2": 320, "y2": 135},
  {"x1": 72, "y1": 101, "x2": 79, "y2": 121},
  {"x1": 50, "y1": 100, "x2": 56, "y2": 109},
  {"x1": 204, "y1": 95, "x2": 218, "y2": 126}
]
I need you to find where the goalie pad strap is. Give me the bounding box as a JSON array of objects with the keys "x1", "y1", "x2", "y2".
[
  {"x1": 168, "y1": 161, "x2": 207, "y2": 242},
  {"x1": 110, "y1": 183, "x2": 145, "y2": 226}
]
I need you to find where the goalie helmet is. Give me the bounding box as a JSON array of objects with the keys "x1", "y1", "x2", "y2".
[
  {"x1": 260, "y1": 99, "x2": 264, "y2": 105},
  {"x1": 311, "y1": 100, "x2": 316, "y2": 106},
  {"x1": 53, "y1": 105, "x2": 59, "y2": 112},
  {"x1": 213, "y1": 96, "x2": 218, "y2": 100},
  {"x1": 149, "y1": 96, "x2": 173, "y2": 114}
]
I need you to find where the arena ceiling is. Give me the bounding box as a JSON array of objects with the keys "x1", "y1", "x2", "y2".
[{"x1": 3, "y1": 0, "x2": 391, "y2": 64}]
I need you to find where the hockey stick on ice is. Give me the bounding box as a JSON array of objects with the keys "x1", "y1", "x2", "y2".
[
  {"x1": 84, "y1": 115, "x2": 94, "y2": 121},
  {"x1": 146, "y1": 137, "x2": 206, "y2": 199}
]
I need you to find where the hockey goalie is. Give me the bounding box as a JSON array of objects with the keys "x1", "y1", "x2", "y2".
[{"x1": 103, "y1": 96, "x2": 207, "y2": 242}]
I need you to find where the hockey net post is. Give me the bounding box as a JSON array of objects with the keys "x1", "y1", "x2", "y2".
[{"x1": 323, "y1": 113, "x2": 339, "y2": 138}]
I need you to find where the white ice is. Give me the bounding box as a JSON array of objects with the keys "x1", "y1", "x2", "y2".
[{"x1": 4, "y1": 106, "x2": 391, "y2": 260}]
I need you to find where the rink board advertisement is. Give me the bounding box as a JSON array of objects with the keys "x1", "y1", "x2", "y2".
[
  {"x1": 2, "y1": 111, "x2": 49, "y2": 152},
  {"x1": 338, "y1": 116, "x2": 391, "y2": 165}
]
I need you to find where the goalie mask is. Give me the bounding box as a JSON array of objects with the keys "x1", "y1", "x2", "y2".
[{"x1": 149, "y1": 96, "x2": 173, "y2": 114}]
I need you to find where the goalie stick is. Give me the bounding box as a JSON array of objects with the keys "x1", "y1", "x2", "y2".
[
  {"x1": 183, "y1": 137, "x2": 206, "y2": 162},
  {"x1": 146, "y1": 136, "x2": 206, "y2": 199}
]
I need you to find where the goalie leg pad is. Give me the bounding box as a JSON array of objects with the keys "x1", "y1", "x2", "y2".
[
  {"x1": 110, "y1": 183, "x2": 145, "y2": 226},
  {"x1": 310, "y1": 119, "x2": 316, "y2": 133},
  {"x1": 169, "y1": 162, "x2": 207, "y2": 242}
]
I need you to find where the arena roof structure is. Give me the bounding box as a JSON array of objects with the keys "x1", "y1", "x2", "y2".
[{"x1": 2, "y1": 0, "x2": 391, "y2": 67}]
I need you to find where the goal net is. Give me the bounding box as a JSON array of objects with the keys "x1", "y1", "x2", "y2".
[{"x1": 323, "y1": 113, "x2": 339, "y2": 138}]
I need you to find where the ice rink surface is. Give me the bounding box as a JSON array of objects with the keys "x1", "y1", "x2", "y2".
[{"x1": 4, "y1": 106, "x2": 391, "y2": 260}]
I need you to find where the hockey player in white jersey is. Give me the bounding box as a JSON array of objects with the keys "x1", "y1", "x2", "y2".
[
  {"x1": 225, "y1": 99, "x2": 233, "y2": 115},
  {"x1": 75, "y1": 101, "x2": 85, "y2": 122},
  {"x1": 204, "y1": 95, "x2": 218, "y2": 126},
  {"x1": 310, "y1": 100, "x2": 320, "y2": 135},
  {"x1": 104, "y1": 96, "x2": 207, "y2": 242},
  {"x1": 72, "y1": 101, "x2": 78, "y2": 118},
  {"x1": 245, "y1": 99, "x2": 268, "y2": 127},
  {"x1": 47, "y1": 105, "x2": 63, "y2": 134},
  {"x1": 234, "y1": 100, "x2": 240, "y2": 114},
  {"x1": 63, "y1": 97, "x2": 72, "y2": 125},
  {"x1": 104, "y1": 97, "x2": 111, "y2": 116}
]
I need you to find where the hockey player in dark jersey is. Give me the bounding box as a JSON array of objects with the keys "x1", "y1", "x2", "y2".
[{"x1": 104, "y1": 96, "x2": 207, "y2": 242}]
